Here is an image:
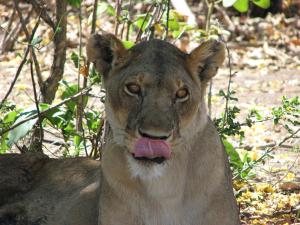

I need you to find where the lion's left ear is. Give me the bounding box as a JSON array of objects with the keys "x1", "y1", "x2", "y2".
[
  {"x1": 186, "y1": 40, "x2": 225, "y2": 82},
  {"x1": 86, "y1": 32, "x2": 127, "y2": 78}
]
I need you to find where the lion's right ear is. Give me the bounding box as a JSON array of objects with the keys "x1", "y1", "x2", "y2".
[
  {"x1": 186, "y1": 40, "x2": 225, "y2": 83},
  {"x1": 86, "y1": 33, "x2": 127, "y2": 77}
]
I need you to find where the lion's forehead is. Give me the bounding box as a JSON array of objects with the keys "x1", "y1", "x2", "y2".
[
  {"x1": 127, "y1": 40, "x2": 187, "y2": 73},
  {"x1": 114, "y1": 57, "x2": 191, "y2": 89},
  {"x1": 131, "y1": 39, "x2": 186, "y2": 58}
]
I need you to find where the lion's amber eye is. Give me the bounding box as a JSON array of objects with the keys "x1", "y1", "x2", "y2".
[
  {"x1": 124, "y1": 83, "x2": 141, "y2": 96},
  {"x1": 176, "y1": 88, "x2": 189, "y2": 101}
]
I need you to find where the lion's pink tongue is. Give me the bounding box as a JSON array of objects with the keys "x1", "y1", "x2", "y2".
[{"x1": 133, "y1": 138, "x2": 171, "y2": 159}]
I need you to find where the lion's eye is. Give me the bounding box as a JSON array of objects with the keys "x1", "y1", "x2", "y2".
[
  {"x1": 124, "y1": 83, "x2": 141, "y2": 96},
  {"x1": 176, "y1": 88, "x2": 189, "y2": 102}
]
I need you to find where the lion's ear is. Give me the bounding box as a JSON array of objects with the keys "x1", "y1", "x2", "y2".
[
  {"x1": 187, "y1": 40, "x2": 225, "y2": 83},
  {"x1": 86, "y1": 33, "x2": 127, "y2": 78}
]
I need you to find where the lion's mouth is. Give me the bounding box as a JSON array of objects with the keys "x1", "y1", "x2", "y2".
[
  {"x1": 132, "y1": 154, "x2": 166, "y2": 164},
  {"x1": 133, "y1": 137, "x2": 171, "y2": 161}
]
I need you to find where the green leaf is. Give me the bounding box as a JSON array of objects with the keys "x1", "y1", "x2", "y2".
[
  {"x1": 88, "y1": 3, "x2": 115, "y2": 25},
  {"x1": 223, "y1": 139, "x2": 243, "y2": 169},
  {"x1": 74, "y1": 135, "x2": 82, "y2": 148},
  {"x1": 167, "y1": 20, "x2": 180, "y2": 31},
  {"x1": 252, "y1": 0, "x2": 270, "y2": 9},
  {"x1": 134, "y1": 15, "x2": 149, "y2": 32},
  {"x1": 1, "y1": 132, "x2": 9, "y2": 153},
  {"x1": 67, "y1": 0, "x2": 82, "y2": 7},
  {"x1": 106, "y1": 4, "x2": 116, "y2": 16},
  {"x1": 71, "y1": 52, "x2": 79, "y2": 68},
  {"x1": 56, "y1": 26, "x2": 62, "y2": 34},
  {"x1": 3, "y1": 111, "x2": 17, "y2": 123},
  {"x1": 122, "y1": 40, "x2": 134, "y2": 49},
  {"x1": 7, "y1": 109, "x2": 38, "y2": 147},
  {"x1": 60, "y1": 80, "x2": 78, "y2": 112},
  {"x1": 223, "y1": 0, "x2": 238, "y2": 7},
  {"x1": 31, "y1": 36, "x2": 42, "y2": 46},
  {"x1": 90, "y1": 67, "x2": 101, "y2": 84},
  {"x1": 233, "y1": 0, "x2": 249, "y2": 12},
  {"x1": 99, "y1": 2, "x2": 115, "y2": 16}
]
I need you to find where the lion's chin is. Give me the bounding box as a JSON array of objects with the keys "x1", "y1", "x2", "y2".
[{"x1": 125, "y1": 153, "x2": 167, "y2": 180}]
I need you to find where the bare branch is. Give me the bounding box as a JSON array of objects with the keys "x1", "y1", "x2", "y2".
[
  {"x1": 1, "y1": 7, "x2": 32, "y2": 53},
  {"x1": 29, "y1": 55, "x2": 43, "y2": 151},
  {"x1": 0, "y1": 15, "x2": 41, "y2": 110},
  {"x1": 27, "y1": 0, "x2": 55, "y2": 30},
  {"x1": 165, "y1": 0, "x2": 171, "y2": 40},
  {"x1": 1, "y1": 6, "x2": 15, "y2": 47},
  {"x1": 135, "y1": 4, "x2": 155, "y2": 43},
  {"x1": 233, "y1": 128, "x2": 300, "y2": 179},
  {"x1": 205, "y1": 0, "x2": 216, "y2": 117},
  {"x1": 14, "y1": 0, "x2": 43, "y2": 87},
  {"x1": 91, "y1": 0, "x2": 99, "y2": 33},
  {"x1": 114, "y1": 0, "x2": 122, "y2": 36}
]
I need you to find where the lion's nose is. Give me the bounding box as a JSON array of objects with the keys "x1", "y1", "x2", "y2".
[{"x1": 138, "y1": 128, "x2": 171, "y2": 140}]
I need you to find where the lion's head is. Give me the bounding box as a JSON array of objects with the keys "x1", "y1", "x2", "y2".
[{"x1": 87, "y1": 33, "x2": 225, "y2": 179}]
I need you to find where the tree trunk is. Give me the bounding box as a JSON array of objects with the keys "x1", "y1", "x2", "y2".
[
  {"x1": 41, "y1": 0, "x2": 67, "y2": 104},
  {"x1": 29, "y1": 0, "x2": 67, "y2": 152}
]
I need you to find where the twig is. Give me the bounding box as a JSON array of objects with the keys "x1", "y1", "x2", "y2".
[
  {"x1": 0, "y1": 16, "x2": 41, "y2": 110},
  {"x1": 272, "y1": 153, "x2": 299, "y2": 187},
  {"x1": 75, "y1": 4, "x2": 88, "y2": 156},
  {"x1": 205, "y1": 0, "x2": 215, "y2": 32},
  {"x1": 223, "y1": 42, "x2": 234, "y2": 127},
  {"x1": 91, "y1": 0, "x2": 98, "y2": 33},
  {"x1": 43, "y1": 139, "x2": 68, "y2": 147},
  {"x1": 1, "y1": 7, "x2": 33, "y2": 53},
  {"x1": 76, "y1": 4, "x2": 83, "y2": 132},
  {"x1": 205, "y1": 0, "x2": 215, "y2": 117},
  {"x1": 91, "y1": 118, "x2": 104, "y2": 159},
  {"x1": 27, "y1": 0, "x2": 55, "y2": 30},
  {"x1": 0, "y1": 87, "x2": 92, "y2": 137},
  {"x1": 145, "y1": 3, "x2": 162, "y2": 40},
  {"x1": 14, "y1": 0, "x2": 43, "y2": 87},
  {"x1": 240, "y1": 143, "x2": 294, "y2": 150},
  {"x1": 233, "y1": 128, "x2": 300, "y2": 179},
  {"x1": 156, "y1": 2, "x2": 166, "y2": 24},
  {"x1": 165, "y1": 0, "x2": 171, "y2": 40},
  {"x1": 114, "y1": 0, "x2": 122, "y2": 36},
  {"x1": 85, "y1": 0, "x2": 101, "y2": 158},
  {"x1": 30, "y1": 54, "x2": 43, "y2": 149},
  {"x1": 1, "y1": 6, "x2": 15, "y2": 48},
  {"x1": 214, "y1": 5, "x2": 235, "y2": 32},
  {"x1": 208, "y1": 80, "x2": 213, "y2": 116},
  {"x1": 278, "y1": 128, "x2": 300, "y2": 146},
  {"x1": 135, "y1": 4, "x2": 155, "y2": 43},
  {"x1": 242, "y1": 205, "x2": 300, "y2": 219},
  {"x1": 126, "y1": 0, "x2": 132, "y2": 41}
]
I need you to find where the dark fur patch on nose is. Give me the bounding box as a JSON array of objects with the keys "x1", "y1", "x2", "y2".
[{"x1": 138, "y1": 129, "x2": 170, "y2": 140}]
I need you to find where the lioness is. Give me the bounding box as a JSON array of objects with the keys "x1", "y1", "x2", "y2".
[
  {"x1": 0, "y1": 33, "x2": 240, "y2": 225},
  {"x1": 87, "y1": 33, "x2": 240, "y2": 225}
]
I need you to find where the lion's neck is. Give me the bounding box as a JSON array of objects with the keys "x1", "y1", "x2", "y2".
[
  {"x1": 101, "y1": 142, "x2": 189, "y2": 225},
  {"x1": 102, "y1": 141, "x2": 189, "y2": 194}
]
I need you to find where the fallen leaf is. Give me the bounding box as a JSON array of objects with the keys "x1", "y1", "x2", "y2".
[{"x1": 280, "y1": 182, "x2": 300, "y2": 191}]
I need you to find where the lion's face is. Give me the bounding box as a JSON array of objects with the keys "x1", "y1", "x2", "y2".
[{"x1": 87, "y1": 33, "x2": 225, "y2": 179}]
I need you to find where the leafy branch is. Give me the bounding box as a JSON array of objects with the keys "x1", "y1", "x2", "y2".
[{"x1": 0, "y1": 87, "x2": 92, "y2": 137}]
